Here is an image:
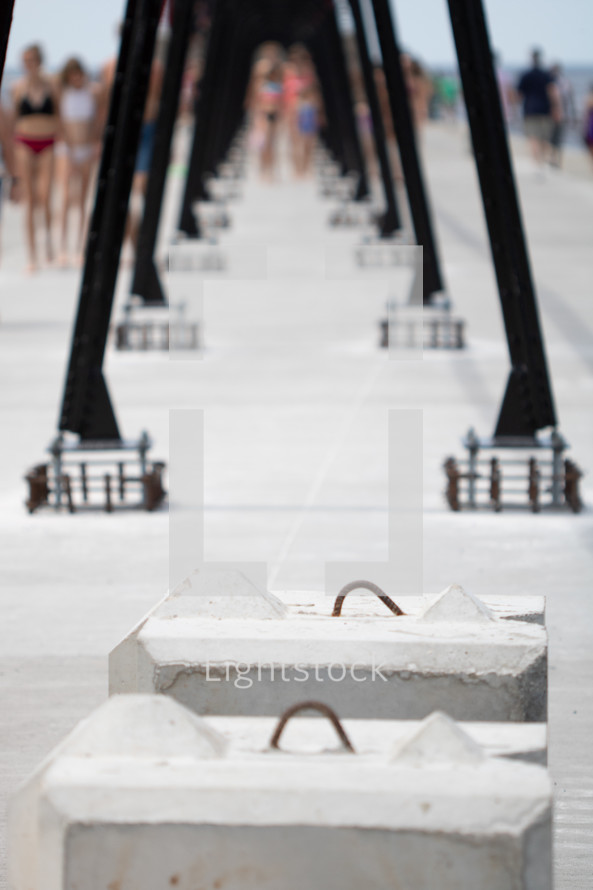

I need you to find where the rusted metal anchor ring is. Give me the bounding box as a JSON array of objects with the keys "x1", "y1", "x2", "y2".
[
  {"x1": 332, "y1": 580, "x2": 405, "y2": 617},
  {"x1": 270, "y1": 701, "x2": 354, "y2": 752}
]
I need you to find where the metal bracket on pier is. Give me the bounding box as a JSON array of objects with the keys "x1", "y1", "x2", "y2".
[
  {"x1": 114, "y1": 301, "x2": 199, "y2": 352},
  {"x1": 444, "y1": 429, "x2": 583, "y2": 513},
  {"x1": 25, "y1": 432, "x2": 166, "y2": 514}
]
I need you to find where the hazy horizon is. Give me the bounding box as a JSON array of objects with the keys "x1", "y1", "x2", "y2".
[{"x1": 4, "y1": 0, "x2": 592, "y2": 73}]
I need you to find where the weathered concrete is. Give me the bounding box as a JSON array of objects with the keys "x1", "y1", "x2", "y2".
[
  {"x1": 110, "y1": 572, "x2": 547, "y2": 721},
  {"x1": 1, "y1": 120, "x2": 592, "y2": 889},
  {"x1": 197, "y1": 713, "x2": 549, "y2": 765},
  {"x1": 9, "y1": 695, "x2": 552, "y2": 890}
]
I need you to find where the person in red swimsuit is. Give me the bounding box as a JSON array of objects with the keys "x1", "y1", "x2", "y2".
[{"x1": 11, "y1": 44, "x2": 60, "y2": 272}]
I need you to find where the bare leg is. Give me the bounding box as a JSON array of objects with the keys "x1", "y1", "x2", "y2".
[
  {"x1": 294, "y1": 129, "x2": 304, "y2": 176},
  {"x1": 126, "y1": 170, "x2": 147, "y2": 253},
  {"x1": 37, "y1": 147, "x2": 55, "y2": 263},
  {"x1": 262, "y1": 122, "x2": 279, "y2": 180},
  {"x1": 60, "y1": 157, "x2": 73, "y2": 263},
  {"x1": 302, "y1": 134, "x2": 315, "y2": 176},
  {"x1": 15, "y1": 143, "x2": 38, "y2": 272},
  {"x1": 527, "y1": 136, "x2": 544, "y2": 169},
  {"x1": 288, "y1": 117, "x2": 300, "y2": 176},
  {"x1": 76, "y1": 160, "x2": 93, "y2": 258},
  {"x1": 260, "y1": 123, "x2": 271, "y2": 176}
]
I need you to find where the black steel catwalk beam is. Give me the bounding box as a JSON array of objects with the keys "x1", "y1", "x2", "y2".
[
  {"x1": 59, "y1": 0, "x2": 163, "y2": 440},
  {"x1": 0, "y1": 0, "x2": 15, "y2": 85},
  {"x1": 370, "y1": 0, "x2": 445, "y2": 303},
  {"x1": 447, "y1": 0, "x2": 556, "y2": 437},
  {"x1": 209, "y1": 42, "x2": 248, "y2": 173},
  {"x1": 131, "y1": 0, "x2": 195, "y2": 305},
  {"x1": 179, "y1": 0, "x2": 230, "y2": 236},
  {"x1": 313, "y1": 4, "x2": 370, "y2": 198},
  {"x1": 202, "y1": 18, "x2": 246, "y2": 179},
  {"x1": 348, "y1": 0, "x2": 401, "y2": 235}
]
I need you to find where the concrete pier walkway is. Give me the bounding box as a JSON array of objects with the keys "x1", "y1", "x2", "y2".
[{"x1": 0, "y1": 122, "x2": 592, "y2": 888}]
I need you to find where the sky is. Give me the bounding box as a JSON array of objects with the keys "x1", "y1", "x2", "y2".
[{"x1": 4, "y1": 0, "x2": 592, "y2": 73}]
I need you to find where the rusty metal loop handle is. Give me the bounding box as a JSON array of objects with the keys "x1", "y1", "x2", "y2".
[
  {"x1": 270, "y1": 701, "x2": 355, "y2": 752},
  {"x1": 332, "y1": 580, "x2": 405, "y2": 617}
]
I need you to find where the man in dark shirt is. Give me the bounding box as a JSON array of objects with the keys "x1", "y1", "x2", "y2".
[{"x1": 516, "y1": 49, "x2": 560, "y2": 169}]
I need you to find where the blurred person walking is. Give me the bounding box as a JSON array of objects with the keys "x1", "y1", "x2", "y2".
[
  {"x1": 294, "y1": 82, "x2": 321, "y2": 176},
  {"x1": 548, "y1": 63, "x2": 576, "y2": 168},
  {"x1": 400, "y1": 55, "x2": 433, "y2": 133},
  {"x1": 516, "y1": 49, "x2": 560, "y2": 174},
  {"x1": 283, "y1": 44, "x2": 315, "y2": 176},
  {"x1": 374, "y1": 65, "x2": 402, "y2": 181},
  {"x1": 434, "y1": 71, "x2": 459, "y2": 123},
  {"x1": 11, "y1": 44, "x2": 60, "y2": 272},
  {"x1": 0, "y1": 105, "x2": 20, "y2": 261},
  {"x1": 248, "y1": 55, "x2": 285, "y2": 180},
  {"x1": 493, "y1": 52, "x2": 515, "y2": 126},
  {"x1": 130, "y1": 55, "x2": 164, "y2": 249},
  {"x1": 583, "y1": 84, "x2": 593, "y2": 167},
  {"x1": 102, "y1": 38, "x2": 164, "y2": 253},
  {"x1": 57, "y1": 58, "x2": 103, "y2": 266}
]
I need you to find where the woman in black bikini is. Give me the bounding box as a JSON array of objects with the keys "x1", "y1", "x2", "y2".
[{"x1": 12, "y1": 44, "x2": 60, "y2": 272}]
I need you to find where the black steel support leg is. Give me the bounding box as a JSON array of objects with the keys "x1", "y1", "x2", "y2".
[
  {"x1": 213, "y1": 40, "x2": 250, "y2": 171},
  {"x1": 313, "y1": 8, "x2": 370, "y2": 199},
  {"x1": 370, "y1": 0, "x2": 445, "y2": 303},
  {"x1": 0, "y1": 0, "x2": 15, "y2": 83},
  {"x1": 130, "y1": 0, "x2": 195, "y2": 305},
  {"x1": 447, "y1": 0, "x2": 556, "y2": 437},
  {"x1": 178, "y1": 0, "x2": 229, "y2": 237},
  {"x1": 202, "y1": 23, "x2": 245, "y2": 179},
  {"x1": 348, "y1": 0, "x2": 401, "y2": 235},
  {"x1": 58, "y1": 0, "x2": 163, "y2": 440}
]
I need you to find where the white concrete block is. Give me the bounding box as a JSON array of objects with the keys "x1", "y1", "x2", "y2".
[
  {"x1": 9, "y1": 695, "x2": 552, "y2": 890},
  {"x1": 281, "y1": 582, "x2": 546, "y2": 625},
  {"x1": 420, "y1": 583, "x2": 495, "y2": 622},
  {"x1": 198, "y1": 714, "x2": 548, "y2": 766},
  {"x1": 109, "y1": 570, "x2": 547, "y2": 721},
  {"x1": 171, "y1": 568, "x2": 288, "y2": 618}
]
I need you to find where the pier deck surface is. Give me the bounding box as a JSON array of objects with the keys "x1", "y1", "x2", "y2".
[{"x1": 0, "y1": 123, "x2": 592, "y2": 888}]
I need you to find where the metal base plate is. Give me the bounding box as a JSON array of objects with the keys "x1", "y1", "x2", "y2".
[
  {"x1": 380, "y1": 312, "x2": 465, "y2": 350},
  {"x1": 25, "y1": 434, "x2": 166, "y2": 513},
  {"x1": 444, "y1": 429, "x2": 583, "y2": 512}
]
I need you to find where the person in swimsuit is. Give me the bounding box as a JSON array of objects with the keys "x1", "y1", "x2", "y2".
[
  {"x1": 102, "y1": 47, "x2": 164, "y2": 252},
  {"x1": 295, "y1": 83, "x2": 321, "y2": 176},
  {"x1": 57, "y1": 58, "x2": 103, "y2": 266},
  {"x1": 283, "y1": 44, "x2": 315, "y2": 176},
  {"x1": 11, "y1": 44, "x2": 60, "y2": 272},
  {"x1": 0, "y1": 106, "x2": 20, "y2": 262},
  {"x1": 254, "y1": 59, "x2": 285, "y2": 179}
]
